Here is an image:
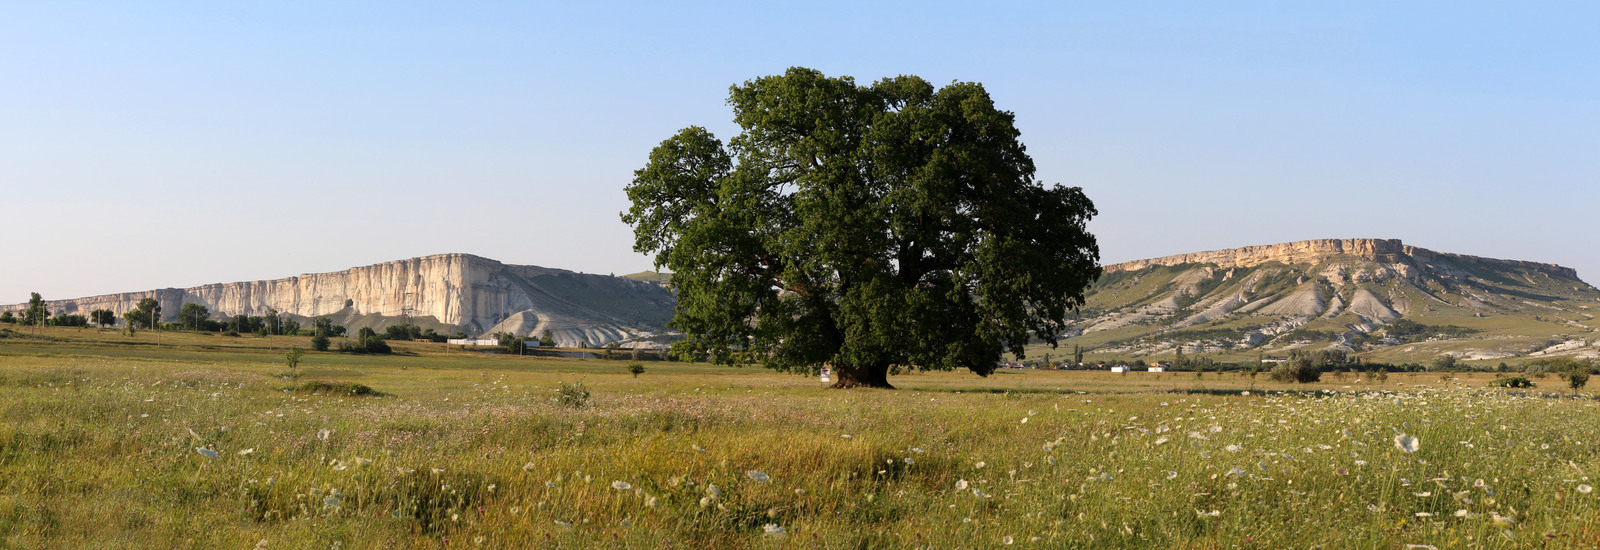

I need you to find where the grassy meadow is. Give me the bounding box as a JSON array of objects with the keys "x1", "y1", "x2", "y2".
[{"x1": 4, "y1": 326, "x2": 1600, "y2": 548}]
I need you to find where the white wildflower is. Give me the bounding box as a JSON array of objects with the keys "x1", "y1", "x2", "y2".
[
  {"x1": 611, "y1": 480, "x2": 632, "y2": 491},
  {"x1": 747, "y1": 470, "x2": 771, "y2": 483},
  {"x1": 195, "y1": 447, "x2": 219, "y2": 459},
  {"x1": 1394, "y1": 434, "x2": 1420, "y2": 453}
]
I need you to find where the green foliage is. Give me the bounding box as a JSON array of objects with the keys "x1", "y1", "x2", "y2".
[
  {"x1": 285, "y1": 345, "x2": 304, "y2": 379},
  {"x1": 385, "y1": 324, "x2": 421, "y2": 341},
  {"x1": 554, "y1": 381, "x2": 590, "y2": 408},
  {"x1": 130, "y1": 298, "x2": 161, "y2": 329},
  {"x1": 336, "y1": 334, "x2": 392, "y2": 354},
  {"x1": 0, "y1": 310, "x2": 14, "y2": 323},
  {"x1": 627, "y1": 362, "x2": 646, "y2": 378},
  {"x1": 1269, "y1": 358, "x2": 1323, "y2": 383},
  {"x1": 23, "y1": 292, "x2": 48, "y2": 325},
  {"x1": 1565, "y1": 364, "x2": 1592, "y2": 395},
  {"x1": 363, "y1": 336, "x2": 391, "y2": 354},
  {"x1": 310, "y1": 334, "x2": 330, "y2": 352},
  {"x1": 89, "y1": 309, "x2": 115, "y2": 327},
  {"x1": 313, "y1": 316, "x2": 346, "y2": 337},
  {"x1": 1384, "y1": 319, "x2": 1478, "y2": 343},
  {"x1": 497, "y1": 332, "x2": 528, "y2": 355},
  {"x1": 51, "y1": 313, "x2": 88, "y2": 327},
  {"x1": 293, "y1": 380, "x2": 381, "y2": 397},
  {"x1": 622, "y1": 67, "x2": 1100, "y2": 387},
  {"x1": 1430, "y1": 354, "x2": 1458, "y2": 371},
  {"x1": 539, "y1": 328, "x2": 554, "y2": 347},
  {"x1": 178, "y1": 302, "x2": 210, "y2": 331},
  {"x1": 1490, "y1": 376, "x2": 1534, "y2": 389}
]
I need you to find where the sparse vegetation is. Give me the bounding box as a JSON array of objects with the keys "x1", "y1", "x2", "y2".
[
  {"x1": 284, "y1": 345, "x2": 304, "y2": 380},
  {"x1": 293, "y1": 380, "x2": 382, "y2": 396},
  {"x1": 554, "y1": 381, "x2": 590, "y2": 407}
]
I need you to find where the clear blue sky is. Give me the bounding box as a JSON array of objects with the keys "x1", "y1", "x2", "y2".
[{"x1": 4, "y1": 1, "x2": 1597, "y2": 301}]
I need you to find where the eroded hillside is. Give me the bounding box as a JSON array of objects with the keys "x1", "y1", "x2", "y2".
[{"x1": 1055, "y1": 239, "x2": 1600, "y2": 364}]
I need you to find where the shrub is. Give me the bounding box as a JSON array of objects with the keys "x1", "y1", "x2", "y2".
[
  {"x1": 362, "y1": 336, "x2": 391, "y2": 354},
  {"x1": 284, "y1": 346, "x2": 304, "y2": 380},
  {"x1": 1490, "y1": 376, "x2": 1534, "y2": 389},
  {"x1": 1565, "y1": 366, "x2": 1591, "y2": 396},
  {"x1": 295, "y1": 381, "x2": 382, "y2": 397},
  {"x1": 1268, "y1": 360, "x2": 1322, "y2": 383},
  {"x1": 310, "y1": 334, "x2": 330, "y2": 352},
  {"x1": 554, "y1": 382, "x2": 590, "y2": 408},
  {"x1": 627, "y1": 362, "x2": 646, "y2": 378}
]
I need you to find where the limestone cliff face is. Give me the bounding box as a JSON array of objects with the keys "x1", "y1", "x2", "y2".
[
  {"x1": 9, "y1": 254, "x2": 676, "y2": 347},
  {"x1": 1104, "y1": 238, "x2": 1577, "y2": 279}
]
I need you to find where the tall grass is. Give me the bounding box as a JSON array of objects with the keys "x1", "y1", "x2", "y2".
[{"x1": 2, "y1": 328, "x2": 1599, "y2": 547}]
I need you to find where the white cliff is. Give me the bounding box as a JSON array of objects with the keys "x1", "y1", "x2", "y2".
[{"x1": 4, "y1": 253, "x2": 676, "y2": 348}]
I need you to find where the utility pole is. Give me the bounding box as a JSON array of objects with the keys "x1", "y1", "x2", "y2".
[{"x1": 401, "y1": 291, "x2": 418, "y2": 339}]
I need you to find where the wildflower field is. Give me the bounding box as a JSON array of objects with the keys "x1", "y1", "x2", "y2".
[{"x1": 4, "y1": 328, "x2": 1600, "y2": 548}]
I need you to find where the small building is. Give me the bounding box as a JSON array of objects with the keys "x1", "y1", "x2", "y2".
[
  {"x1": 1110, "y1": 366, "x2": 1128, "y2": 373},
  {"x1": 1147, "y1": 366, "x2": 1165, "y2": 373}
]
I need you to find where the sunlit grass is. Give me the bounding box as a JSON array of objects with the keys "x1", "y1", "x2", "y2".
[{"x1": 2, "y1": 326, "x2": 1600, "y2": 547}]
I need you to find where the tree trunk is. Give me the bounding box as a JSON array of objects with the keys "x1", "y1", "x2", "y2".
[{"x1": 830, "y1": 364, "x2": 894, "y2": 389}]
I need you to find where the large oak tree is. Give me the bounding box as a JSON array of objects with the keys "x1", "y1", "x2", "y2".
[{"x1": 623, "y1": 68, "x2": 1100, "y2": 388}]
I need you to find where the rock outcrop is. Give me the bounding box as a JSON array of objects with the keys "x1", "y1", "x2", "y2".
[
  {"x1": 1074, "y1": 238, "x2": 1598, "y2": 363},
  {"x1": 1104, "y1": 238, "x2": 1577, "y2": 280},
  {"x1": 5, "y1": 254, "x2": 676, "y2": 348}
]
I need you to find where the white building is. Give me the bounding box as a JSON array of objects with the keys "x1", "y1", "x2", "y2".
[
  {"x1": 1110, "y1": 366, "x2": 1128, "y2": 373},
  {"x1": 1148, "y1": 366, "x2": 1166, "y2": 373}
]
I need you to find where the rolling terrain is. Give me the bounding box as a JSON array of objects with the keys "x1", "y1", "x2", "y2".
[{"x1": 1054, "y1": 238, "x2": 1600, "y2": 365}]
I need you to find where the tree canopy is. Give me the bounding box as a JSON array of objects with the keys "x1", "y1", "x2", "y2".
[
  {"x1": 622, "y1": 67, "x2": 1100, "y2": 388},
  {"x1": 23, "y1": 292, "x2": 48, "y2": 326}
]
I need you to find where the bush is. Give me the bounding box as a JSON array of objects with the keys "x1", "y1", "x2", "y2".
[
  {"x1": 284, "y1": 346, "x2": 304, "y2": 380},
  {"x1": 554, "y1": 382, "x2": 590, "y2": 408},
  {"x1": 1490, "y1": 376, "x2": 1534, "y2": 389},
  {"x1": 362, "y1": 336, "x2": 391, "y2": 354},
  {"x1": 627, "y1": 362, "x2": 646, "y2": 378},
  {"x1": 294, "y1": 381, "x2": 382, "y2": 397},
  {"x1": 310, "y1": 334, "x2": 330, "y2": 352},
  {"x1": 1268, "y1": 360, "x2": 1322, "y2": 383},
  {"x1": 334, "y1": 336, "x2": 392, "y2": 354}
]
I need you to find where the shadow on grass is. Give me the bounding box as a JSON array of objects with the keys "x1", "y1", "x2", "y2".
[
  {"x1": 900, "y1": 386, "x2": 1088, "y2": 395},
  {"x1": 290, "y1": 380, "x2": 386, "y2": 397}
]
